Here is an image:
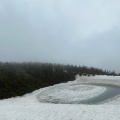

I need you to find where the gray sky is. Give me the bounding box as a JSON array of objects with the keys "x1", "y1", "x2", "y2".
[{"x1": 0, "y1": 0, "x2": 120, "y2": 73}]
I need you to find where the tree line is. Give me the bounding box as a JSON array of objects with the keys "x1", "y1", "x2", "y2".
[{"x1": 0, "y1": 62, "x2": 118, "y2": 99}]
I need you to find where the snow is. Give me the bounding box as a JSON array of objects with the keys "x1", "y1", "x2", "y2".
[
  {"x1": 0, "y1": 75, "x2": 120, "y2": 120},
  {"x1": 38, "y1": 82, "x2": 106, "y2": 104},
  {"x1": 75, "y1": 74, "x2": 120, "y2": 86}
]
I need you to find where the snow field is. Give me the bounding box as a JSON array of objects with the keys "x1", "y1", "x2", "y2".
[
  {"x1": 75, "y1": 75, "x2": 120, "y2": 86},
  {"x1": 1, "y1": 75, "x2": 120, "y2": 120}
]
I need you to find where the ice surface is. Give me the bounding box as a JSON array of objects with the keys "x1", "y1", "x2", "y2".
[{"x1": 38, "y1": 83, "x2": 106, "y2": 104}]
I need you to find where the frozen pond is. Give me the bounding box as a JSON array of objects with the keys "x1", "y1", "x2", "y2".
[
  {"x1": 78, "y1": 84, "x2": 120, "y2": 104},
  {"x1": 38, "y1": 83, "x2": 120, "y2": 105}
]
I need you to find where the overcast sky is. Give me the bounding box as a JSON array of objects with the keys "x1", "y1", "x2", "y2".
[{"x1": 0, "y1": 0, "x2": 120, "y2": 72}]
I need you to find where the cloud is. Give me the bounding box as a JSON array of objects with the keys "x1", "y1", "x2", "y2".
[{"x1": 0, "y1": 0, "x2": 120, "y2": 72}]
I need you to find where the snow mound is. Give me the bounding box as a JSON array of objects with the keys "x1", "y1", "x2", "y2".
[{"x1": 38, "y1": 82, "x2": 106, "y2": 104}]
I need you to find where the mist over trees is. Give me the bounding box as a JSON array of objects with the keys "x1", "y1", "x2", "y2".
[{"x1": 0, "y1": 62, "x2": 118, "y2": 99}]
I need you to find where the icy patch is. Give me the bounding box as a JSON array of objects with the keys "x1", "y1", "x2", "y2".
[{"x1": 38, "y1": 83, "x2": 106, "y2": 104}]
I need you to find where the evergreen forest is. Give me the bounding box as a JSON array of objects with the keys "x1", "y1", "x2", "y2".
[{"x1": 0, "y1": 62, "x2": 118, "y2": 99}]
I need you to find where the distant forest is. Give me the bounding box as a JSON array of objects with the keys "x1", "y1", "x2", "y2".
[{"x1": 0, "y1": 62, "x2": 119, "y2": 99}]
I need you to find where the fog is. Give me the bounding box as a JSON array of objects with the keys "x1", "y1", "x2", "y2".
[{"x1": 0, "y1": 0, "x2": 120, "y2": 72}]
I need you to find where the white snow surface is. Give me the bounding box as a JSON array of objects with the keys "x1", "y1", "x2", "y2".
[
  {"x1": 1, "y1": 75, "x2": 120, "y2": 120},
  {"x1": 38, "y1": 82, "x2": 106, "y2": 104}
]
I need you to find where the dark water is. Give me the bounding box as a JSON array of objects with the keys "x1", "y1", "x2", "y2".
[{"x1": 79, "y1": 84, "x2": 120, "y2": 105}]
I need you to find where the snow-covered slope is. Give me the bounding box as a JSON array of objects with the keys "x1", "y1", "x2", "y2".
[{"x1": 0, "y1": 75, "x2": 120, "y2": 120}]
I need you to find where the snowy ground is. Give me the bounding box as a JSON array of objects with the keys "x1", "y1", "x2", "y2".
[{"x1": 1, "y1": 75, "x2": 120, "y2": 120}]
